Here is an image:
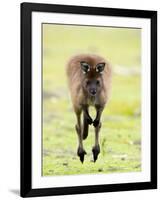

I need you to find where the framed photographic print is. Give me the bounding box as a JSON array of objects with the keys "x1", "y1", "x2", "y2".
[{"x1": 20, "y1": 2, "x2": 157, "y2": 197}]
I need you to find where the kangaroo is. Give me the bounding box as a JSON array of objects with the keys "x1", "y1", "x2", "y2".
[{"x1": 66, "y1": 54, "x2": 112, "y2": 163}]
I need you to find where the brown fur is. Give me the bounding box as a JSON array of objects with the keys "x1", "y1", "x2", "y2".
[
  {"x1": 66, "y1": 54, "x2": 112, "y2": 111},
  {"x1": 66, "y1": 54, "x2": 112, "y2": 163}
]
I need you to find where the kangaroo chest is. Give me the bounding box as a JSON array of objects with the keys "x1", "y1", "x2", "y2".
[{"x1": 87, "y1": 96, "x2": 98, "y2": 106}]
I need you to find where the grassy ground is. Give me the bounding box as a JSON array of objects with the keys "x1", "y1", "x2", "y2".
[{"x1": 42, "y1": 24, "x2": 141, "y2": 176}]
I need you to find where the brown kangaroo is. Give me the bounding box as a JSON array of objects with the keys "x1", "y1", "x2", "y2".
[{"x1": 66, "y1": 54, "x2": 112, "y2": 163}]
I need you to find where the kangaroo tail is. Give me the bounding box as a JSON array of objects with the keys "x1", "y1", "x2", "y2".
[{"x1": 83, "y1": 113, "x2": 89, "y2": 140}]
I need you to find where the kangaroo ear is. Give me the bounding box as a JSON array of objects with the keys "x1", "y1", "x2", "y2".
[
  {"x1": 96, "y1": 63, "x2": 105, "y2": 73},
  {"x1": 80, "y1": 61, "x2": 90, "y2": 74}
]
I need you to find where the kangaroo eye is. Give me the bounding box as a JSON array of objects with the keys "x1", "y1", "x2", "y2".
[{"x1": 96, "y1": 80, "x2": 100, "y2": 85}]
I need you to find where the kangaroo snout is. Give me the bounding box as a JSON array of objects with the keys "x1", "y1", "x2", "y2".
[{"x1": 89, "y1": 88, "x2": 97, "y2": 96}]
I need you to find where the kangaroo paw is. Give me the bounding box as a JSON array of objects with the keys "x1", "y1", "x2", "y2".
[
  {"x1": 92, "y1": 145, "x2": 100, "y2": 162},
  {"x1": 93, "y1": 119, "x2": 99, "y2": 127},
  {"x1": 77, "y1": 147, "x2": 87, "y2": 163},
  {"x1": 87, "y1": 116, "x2": 93, "y2": 125}
]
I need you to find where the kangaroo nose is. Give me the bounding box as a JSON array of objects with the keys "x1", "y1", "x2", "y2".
[{"x1": 90, "y1": 88, "x2": 96, "y2": 96}]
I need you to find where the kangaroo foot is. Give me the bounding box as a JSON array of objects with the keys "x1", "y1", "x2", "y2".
[
  {"x1": 77, "y1": 147, "x2": 87, "y2": 163},
  {"x1": 92, "y1": 145, "x2": 100, "y2": 162}
]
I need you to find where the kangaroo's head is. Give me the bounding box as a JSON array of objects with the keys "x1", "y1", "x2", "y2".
[{"x1": 80, "y1": 60, "x2": 106, "y2": 97}]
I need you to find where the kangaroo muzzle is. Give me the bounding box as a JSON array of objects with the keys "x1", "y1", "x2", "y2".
[{"x1": 89, "y1": 88, "x2": 97, "y2": 96}]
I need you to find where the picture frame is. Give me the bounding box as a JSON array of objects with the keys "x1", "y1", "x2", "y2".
[{"x1": 20, "y1": 2, "x2": 157, "y2": 197}]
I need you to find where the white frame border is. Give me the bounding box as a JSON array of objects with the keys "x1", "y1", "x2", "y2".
[{"x1": 32, "y1": 12, "x2": 151, "y2": 189}]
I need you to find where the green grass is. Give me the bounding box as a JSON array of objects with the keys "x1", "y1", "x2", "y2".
[{"x1": 42, "y1": 24, "x2": 141, "y2": 176}]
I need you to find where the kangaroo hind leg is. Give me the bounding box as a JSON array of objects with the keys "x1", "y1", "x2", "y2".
[
  {"x1": 82, "y1": 112, "x2": 89, "y2": 140},
  {"x1": 75, "y1": 110, "x2": 86, "y2": 163}
]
